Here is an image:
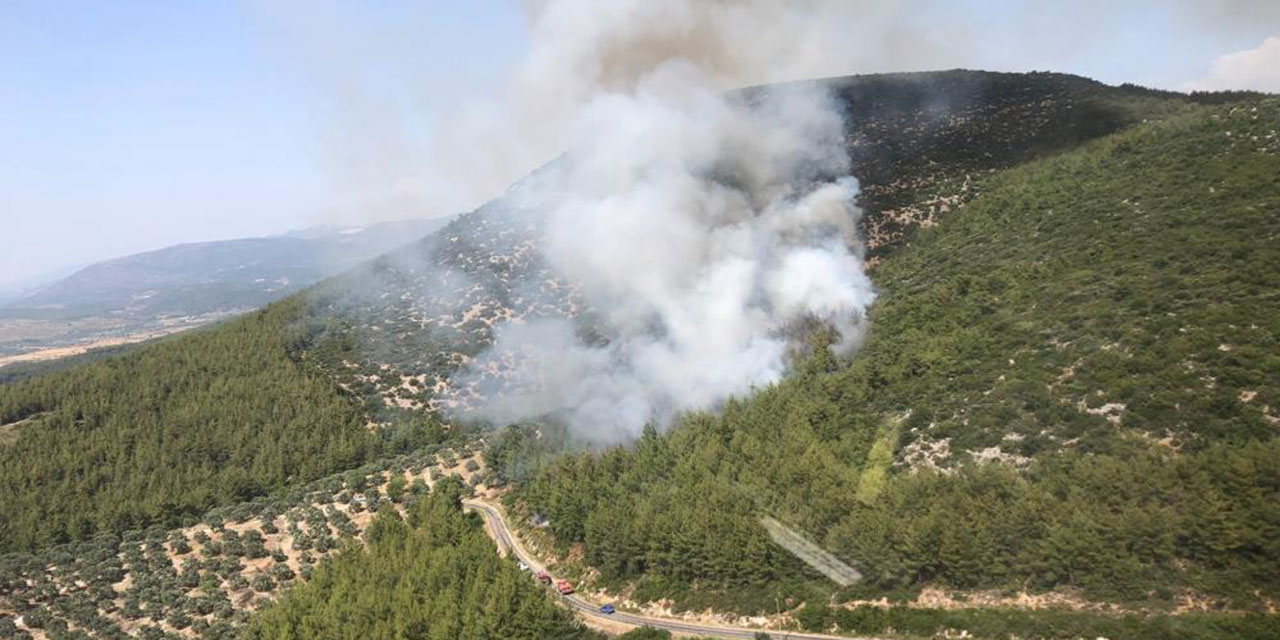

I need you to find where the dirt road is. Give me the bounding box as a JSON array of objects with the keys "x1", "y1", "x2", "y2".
[{"x1": 463, "y1": 499, "x2": 862, "y2": 640}]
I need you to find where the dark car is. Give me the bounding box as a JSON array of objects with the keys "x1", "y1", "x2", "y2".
[{"x1": 599, "y1": 604, "x2": 615, "y2": 615}]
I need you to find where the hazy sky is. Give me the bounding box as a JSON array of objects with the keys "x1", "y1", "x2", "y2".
[{"x1": 2, "y1": 0, "x2": 1277, "y2": 284}]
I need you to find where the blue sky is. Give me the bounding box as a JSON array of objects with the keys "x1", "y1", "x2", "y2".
[
  {"x1": 2, "y1": 0, "x2": 1277, "y2": 283},
  {"x1": 0, "y1": 0, "x2": 527, "y2": 284}
]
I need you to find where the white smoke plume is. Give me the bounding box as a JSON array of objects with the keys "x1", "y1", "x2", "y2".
[
  {"x1": 425, "y1": 0, "x2": 874, "y2": 216},
  {"x1": 249, "y1": 0, "x2": 1280, "y2": 228},
  {"x1": 452, "y1": 0, "x2": 877, "y2": 442}
]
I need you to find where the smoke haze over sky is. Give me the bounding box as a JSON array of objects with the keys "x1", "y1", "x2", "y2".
[{"x1": 3, "y1": 0, "x2": 1279, "y2": 284}]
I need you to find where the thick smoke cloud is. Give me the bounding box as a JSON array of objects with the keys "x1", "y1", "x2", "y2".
[
  {"x1": 451, "y1": 1, "x2": 876, "y2": 442},
  {"x1": 425, "y1": 0, "x2": 875, "y2": 220},
  {"x1": 251, "y1": 0, "x2": 1279, "y2": 442},
  {"x1": 253, "y1": 0, "x2": 1280, "y2": 229},
  {"x1": 1183, "y1": 36, "x2": 1280, "y2": 92}
]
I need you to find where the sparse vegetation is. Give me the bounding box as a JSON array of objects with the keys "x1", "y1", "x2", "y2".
[
  {"x1": 0, "y1": 447, "x2": 486, "y2": 638},
  {"x1": 244, "y1": 478, "x2": 594, "y2": 640}
]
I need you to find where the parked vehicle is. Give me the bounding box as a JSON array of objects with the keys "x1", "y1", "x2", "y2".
[
  {"x1": 535, "y1": 571, "x2": 552, "y2": 585},
  {"x1": 555, "y1": 579, "x2": 574, "y2": 595},
  {"x1": 599, "y1": 604, "x2": 615, "y2": 614},
  {"x1": 518, "y1": 561, "x2": 529, "y2": 571}
]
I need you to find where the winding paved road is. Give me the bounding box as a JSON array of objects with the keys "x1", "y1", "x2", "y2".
[{"x1": 463, "y1": 499, "x2": 861, "y2": 640}]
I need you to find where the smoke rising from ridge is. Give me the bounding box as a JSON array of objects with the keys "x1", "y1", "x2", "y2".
[
  {"x1": 449, "y1": 0, "x2": 876, "y2": 442},
  {"x1": 248, "y1": 1, "x2": 1280, "y2": 441},
  {"x1": 250, "y1": 0, "x2": 1280, "y2": 231},
  {"x1": 424, "y1": 0, "x2": 878, "y2": 217}
]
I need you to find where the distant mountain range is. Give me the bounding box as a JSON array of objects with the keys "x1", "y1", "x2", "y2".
[
  {"x1": 0, "y1": 263, "x2": 87, "y2": 306},
  {"x1": 0, "y1": 218, "x2": 453, "y2": 359}
]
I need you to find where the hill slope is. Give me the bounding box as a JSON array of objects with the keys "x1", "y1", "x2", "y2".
[
  {"x1": 0, "y1": 299, "x2": 387, "y2": 552},
  {"x1": 0, "y1": 70, "x2": 1210, "y2": 554},
  {"x1": 498, "y1": 98, "x2": 1279, "y2": 615},
  {"x1": 243, "y1": 480, "x2": 597, "y2": 640},
  {"x1": 1, "y1": 71, "x2": 1272, "y2": 639},
  {"x1": 294, "y1": 71, "x2": 1196, "y2": 420}
]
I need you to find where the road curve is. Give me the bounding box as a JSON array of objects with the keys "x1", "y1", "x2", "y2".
[{"x1": 463, "y1": 499, "x2": 861, "y2": 640}]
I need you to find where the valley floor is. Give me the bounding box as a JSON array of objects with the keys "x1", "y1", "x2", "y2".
[{"x1": 0, "y1": 311, "x2": 238, "y2": 364}]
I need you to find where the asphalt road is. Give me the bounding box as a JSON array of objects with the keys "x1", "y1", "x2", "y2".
[{"x1": 463, "y1": 499, "x2": 861, "y2": 640}]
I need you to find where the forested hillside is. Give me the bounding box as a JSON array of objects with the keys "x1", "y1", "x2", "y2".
[
  {"x1": 1, "y1": 71, "x2": 1274, "y2": 639},
  {"x1": 287, "y1": 71, "x2": 1199, "y2": 424},
  {"x1": 6, "y1": 69, "x2": 1174, "y2": 556},
  {"x1": 0, "y1": 298, "x2": 443, "y2": 553},
  {"x1": 494, "y1": 99, "x2": 1280, "y2": 614},
  {"x1": 0, "y1": 445, "x2": 489, "y2": 638},
  {"x1": 244, "y1": 479, "x2": 594, "y2": 640}
]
